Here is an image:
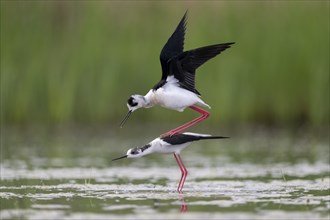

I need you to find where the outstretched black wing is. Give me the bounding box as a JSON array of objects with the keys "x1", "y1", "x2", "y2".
[
  {"x1": 155, "y1": 12, "x2": 235, "y2": 94},
  {"x1": 171, "y1": 42, "x2": 235, "y2": 95},
  {"x1": 159, "y1": 12, "x2": 187, "y2": 81}
]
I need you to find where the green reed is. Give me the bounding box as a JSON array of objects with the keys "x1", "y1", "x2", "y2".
[{"x1": 1, "y1": 1, "x2": 329, "y2": 127}]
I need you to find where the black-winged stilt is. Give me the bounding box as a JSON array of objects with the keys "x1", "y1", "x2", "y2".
[
  {"x1": 119, "y1": 12, "x2": 234, "y2": 136},
  {"x1": 112, "y1": 132, "x2": 229, "y2": 192}
]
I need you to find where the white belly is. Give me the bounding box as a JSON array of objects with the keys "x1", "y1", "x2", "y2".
[
  {"x1": 157, "y1": 88, "x2": 197, "y2": 111},
  {"x1": 146, "y1": 85, "x2": 209, "y2": 112},
  {"x1": 152, "y1": 139, "x2": 191, "y2": 154}
]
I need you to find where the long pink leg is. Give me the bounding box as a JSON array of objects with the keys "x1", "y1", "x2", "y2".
[
  {"x1": 174, "y1": 153, "x2": 188, "y2": 193},
  {"x1": 177, "y1": 154, "x2": 188, "y2": 192},
  {"x1": 162, "y1": 106, "x2": 210, "y2": 137},
  {"x1": 174, "y1": 153, "x2": 184, "y2": 192}
]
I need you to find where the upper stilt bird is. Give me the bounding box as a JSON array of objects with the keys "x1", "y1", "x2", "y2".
[
  {"x1": 112, "y1": 132, "x2": 229, "y2": 192},
  {"x1": 119, "y1": 12, "x2": 234, "y2": 136}
]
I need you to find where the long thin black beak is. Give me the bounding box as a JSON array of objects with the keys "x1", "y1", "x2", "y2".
[
  {"x1": 112, "y1": 155, "x2": 128, "y2": 161},
  {"x1": 119, "y1": 110, "x2": 132, "y2": 128}
]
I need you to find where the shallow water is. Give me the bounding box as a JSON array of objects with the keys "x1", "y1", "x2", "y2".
[{"x1": 1, "y1": 127, "x2": 329, "y2": 219}]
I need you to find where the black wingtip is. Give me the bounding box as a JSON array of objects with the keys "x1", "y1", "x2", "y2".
[
  {"x1": 200, "y1": 135, "x2": 230, "y2": 140},
  {"x1": 226, "y1": 42, "x2": 235, "y2": 47},
  {"x1": 172, "y1": 10, "x2": 188, "y2": 40},
  {"x1": 183, "y1": 9, "x2": 188, "y2": 22},
  {"x1": 215, "y1": 42, "x2": 235, "y2": 49},
  {"x1": 218, "y1": 42, "x2": 235, "y2": 48},
  {"x1": 161, "y1": 10, "x2": 187, "y2": 56},
  {"x1": 179, "y1": 10, "x2": 188, "y2": 36}
]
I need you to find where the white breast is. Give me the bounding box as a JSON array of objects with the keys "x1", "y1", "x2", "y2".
[{"x1": 145, "y1": 76, "x2": 210, "y2": 111}]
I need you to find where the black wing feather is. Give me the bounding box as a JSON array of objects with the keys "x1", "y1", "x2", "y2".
[
  {"x1": 155, "y1": 12, "x2": 235, "y2": 95},
  {"x1": 159, "y1": 11, "x2": 187, "y2": 80},
  {"x1": 172, "y1": 42, "x2": 235, "y2": 94},
  {"x1": 180, "y1": 43, "x2": 235, "y2": 72},
  {"x1": 162, "y1": 133, "x2": 228, "y2": 145}
]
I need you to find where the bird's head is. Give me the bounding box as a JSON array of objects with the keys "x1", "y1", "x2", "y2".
[
  {"x1": 119, "y1": 95, "x2": 146, "y2": 128},
  {"x1": 112, "y1": 144, "x2": 151, "y2": 161},
  {"x1": 127, "y1": 95, "x2": 146, "y2": 111}
]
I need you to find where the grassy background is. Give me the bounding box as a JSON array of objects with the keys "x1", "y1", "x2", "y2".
[{"x1": 1, "y1": 1, "x2": 329, "y2": 128}]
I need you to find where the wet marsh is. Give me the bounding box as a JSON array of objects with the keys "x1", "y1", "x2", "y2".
[{"x1": 1, "y1": 127, "x2": 329, "y2": 219}]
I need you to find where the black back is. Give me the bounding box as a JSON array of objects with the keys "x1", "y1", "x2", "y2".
[{"x1": 161, "y1": 133, "x2": 228, "y2": 145}]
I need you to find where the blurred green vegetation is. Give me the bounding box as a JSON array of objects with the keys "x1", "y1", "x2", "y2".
[{"x1": 1, "y1": 1, "x2": 329, "y2": 127}]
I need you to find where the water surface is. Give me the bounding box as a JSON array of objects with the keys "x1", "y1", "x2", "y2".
[{"x1": 1, "y1": 127, "x2": 329, "y2": 219}]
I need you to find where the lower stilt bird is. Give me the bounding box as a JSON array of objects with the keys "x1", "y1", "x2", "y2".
[{"x1": 112, "y1": 132, "x2": 229, "y2": 192}]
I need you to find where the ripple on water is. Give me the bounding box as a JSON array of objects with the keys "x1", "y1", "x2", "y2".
[{"x1": 1, "y1": 161, "x2": 329, "y2": 219}]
